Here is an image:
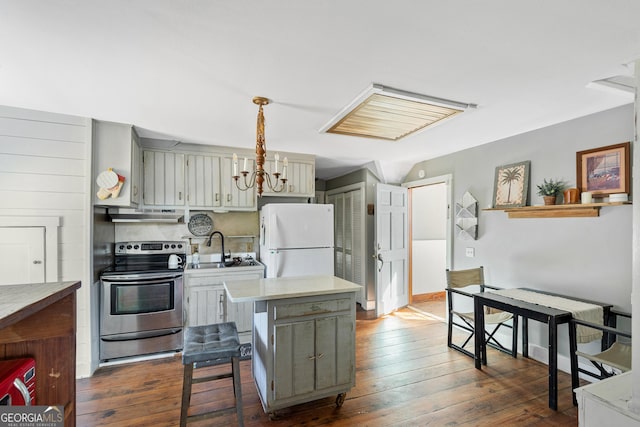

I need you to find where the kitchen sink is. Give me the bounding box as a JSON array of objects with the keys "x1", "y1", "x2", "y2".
[
  {"x1": 188, "y1": 260, "x2": 260, "y2": 270},
  {"x1": 189, "y1": 262, "x2": 227, "y2": 269}
]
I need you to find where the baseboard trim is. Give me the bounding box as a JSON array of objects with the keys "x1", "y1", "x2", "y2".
[{"x1": 412, "y1": 291, "x2": 445, "y2": 303}]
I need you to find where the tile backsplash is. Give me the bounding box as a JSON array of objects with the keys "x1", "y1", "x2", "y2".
[{"x1": 114, "y1": 211, "x2": 259, "y2": 255}]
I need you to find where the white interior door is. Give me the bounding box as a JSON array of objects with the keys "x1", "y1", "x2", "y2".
[
  {"x1": 0, "y1": 227, "x2": 45, "y2": 285},
  {"x1": 375, "y1": 183, "x2": 408, "y2": 317}
]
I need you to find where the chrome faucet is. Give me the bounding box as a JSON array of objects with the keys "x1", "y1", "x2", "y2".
[{"x1": 206, "y1": 231, "x2": 228, "y2": 262}]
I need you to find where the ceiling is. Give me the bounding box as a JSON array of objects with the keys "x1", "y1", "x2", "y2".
[{"x1": 1, "y1": 1, "x2": 639, "y2": 183}]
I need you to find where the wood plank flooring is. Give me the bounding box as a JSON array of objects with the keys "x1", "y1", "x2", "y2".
[{"x1": 77, "y1": 308, "x2": 580, "y2": 426}]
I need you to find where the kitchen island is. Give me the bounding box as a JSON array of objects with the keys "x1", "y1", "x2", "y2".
[{"x1": 224, "y1": 275, "x2": 361, "y2": 417}]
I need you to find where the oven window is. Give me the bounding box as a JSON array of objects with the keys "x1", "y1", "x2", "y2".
[{"x1": 111, "y1": 282, "x2": 174, "y2": 315}]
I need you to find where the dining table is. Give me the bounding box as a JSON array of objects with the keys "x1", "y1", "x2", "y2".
[{"x1": 473, "y1": 288, "x2": 613, "y2": 410}]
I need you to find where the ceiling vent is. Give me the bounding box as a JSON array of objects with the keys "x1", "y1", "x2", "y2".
[{"x1": 320, "y1": 84, "x2": 477, "y2": 141}]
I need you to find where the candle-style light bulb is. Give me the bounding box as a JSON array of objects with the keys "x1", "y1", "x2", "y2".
[
  {"x1": 232, "y1": 153, "x2": 238, "y2": 176},
  {"x1": 283, "y1": 157, "x2": 288, "y2": 179},
  {"x1": 274, "y1": 153, "x2": 279, "y2": 174},
  {"x1": 243, "y1": 157, "x2": 248, "y2": 172}
]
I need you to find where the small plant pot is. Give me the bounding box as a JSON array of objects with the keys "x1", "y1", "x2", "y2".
[{"x1": 543, "y1": 195, "x2": 556, "y2": 205}]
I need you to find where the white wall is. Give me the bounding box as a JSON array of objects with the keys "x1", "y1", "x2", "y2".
[
  {"x1": 412, "y1": 183, "x2": 447, "y2": 295},
  {"x1": 0, "y1": 105, "x2": 93, "y2": 377},
  {"x1": 404, "y1": 104, "x2": 634, "y2": 359}
]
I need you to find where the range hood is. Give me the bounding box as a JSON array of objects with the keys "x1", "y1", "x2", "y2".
[{"x1": 108, "y1": 208, "x2": 185, "y2": 223}]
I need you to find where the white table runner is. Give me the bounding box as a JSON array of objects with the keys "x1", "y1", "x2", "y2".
[{"x1": 491, "y1": 288, "x2": 603, "y2": 343}]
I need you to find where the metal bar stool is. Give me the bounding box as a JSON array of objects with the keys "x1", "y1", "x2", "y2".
[{"x1": 180, "y1": 322, "x2": 244, "y2": 426}]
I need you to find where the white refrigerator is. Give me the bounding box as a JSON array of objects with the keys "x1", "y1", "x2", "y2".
[{"x1": 259, "y1": 203, "x2": 334, "y2": 278}]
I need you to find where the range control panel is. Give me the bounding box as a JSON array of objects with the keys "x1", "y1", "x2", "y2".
[{"x1": 115, "y1": 241, "x2": 186, "y2": 255}]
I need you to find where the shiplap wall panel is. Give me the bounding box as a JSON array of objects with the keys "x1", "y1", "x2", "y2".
[
  {"x1": 0, "y1": 172, "x2": 85, "y2": 193},
  {"x1": 0, "y1": 116, "x2": 87, "y2": 142},
  {"x1": 0, "y1": 135, "x2": 85, "y2": 159},
  {"x1": 0, "y1": 153, "x2": 85, "y2": 175},
  {"x1": 0, "y1": 105, "x2": 92, "y2": 378}
]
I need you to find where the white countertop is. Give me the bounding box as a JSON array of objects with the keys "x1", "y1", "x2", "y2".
[{"x1": 224, "y1": 275, "x2": 361, "y2": 302}]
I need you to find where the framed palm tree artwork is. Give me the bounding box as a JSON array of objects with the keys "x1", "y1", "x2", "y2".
[{"x1": 492, "y1": 160, "x2": 530, "y2": 208}]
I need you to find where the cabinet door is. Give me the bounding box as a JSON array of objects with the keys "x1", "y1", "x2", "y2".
[
  {"x1": 93, "y1": 120, "x2": 138, "y2": 207},
  {"x1": 187, "y1": 154, "x2": 222, "y2": 208},
  {"x1": 286, "y1": 161, "x2": 314, "y2": 196},
  {"x1": 143, "y1": 150, "x2": 186, "y2": 206},
  {"x1": 186, "y1": 287, "x2": 225, "y2": 326},
  {"x1": 130, "y1": 132, "x2": 142, "y2": 205},
  {"x1": 316, "y1": 315, "x2": 354, "y2": 389},
  {"x1": 262, "y1": 159, "x2": 314, "y2": 197},
  {"x1": 221, "y1": 156, "x2": 256, "y2": 210},
  {"x1": 273, "y1": 320, "x2": 315, "y2": 400}
]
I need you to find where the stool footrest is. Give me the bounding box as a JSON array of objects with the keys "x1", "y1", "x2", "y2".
[
  {"x1": 187, "y1": 407, "x2": 237, "y2": 423},
  {"x1": 192, "y1": 372, "x2": 233, "y2": 384}
]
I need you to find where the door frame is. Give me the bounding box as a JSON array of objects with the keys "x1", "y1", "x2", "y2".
[{"x1": 402, "y1": 174, "x2": 453, "y2": 302}]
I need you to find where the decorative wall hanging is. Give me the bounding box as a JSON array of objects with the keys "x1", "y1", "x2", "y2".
[
  {"x1": 456, "y1": 191, "x2": 478, "y2": 240},
  {"x1": 96, "y1": 168, "x2": 125, "y2": 200},
  {"x1": 492, "y1": 160, "x2": 530, "y2": 208},
  {"x1": 576, "y1": 141, "x2": 630, "y2": 197}
]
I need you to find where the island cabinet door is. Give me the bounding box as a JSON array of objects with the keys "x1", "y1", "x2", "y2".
[
  {"x1": 316, "y1": 315, "x2": 354, "y2": 389},
  {"x1": 273, "y1": 320, "x2": 315, "y2": 400}
]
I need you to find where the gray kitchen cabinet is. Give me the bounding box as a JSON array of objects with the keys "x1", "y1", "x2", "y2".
[
  {"x1": 186, "y1": 154, "x2": 222, "y2": 208},
  {"x1": 253, "y1": 292, "x2": 356, "y2": 414},
  {"x1": 261, "y1": 157, "x2": 315, "y2": 197},
  {"x1": 142, "y1": 150, "x2": 186, "y2": 206},
  {"x1": 185, "y1": 269, "x2": 263, "y2": 343},
  {"x1": 221, "y1": 156, "x2": 257, "y2": 210},
  {"x1": 93, "y1": 120, "x2": 142, "y2": 207}
]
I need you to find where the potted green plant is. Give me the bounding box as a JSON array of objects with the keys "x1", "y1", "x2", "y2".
[{"x1": 536, "y1": 179, "x2": 565, "y2": 205}]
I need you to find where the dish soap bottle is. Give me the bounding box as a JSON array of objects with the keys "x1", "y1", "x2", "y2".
[{"x1": 192, "y1": 249, "x2": 200, "y2": 267}]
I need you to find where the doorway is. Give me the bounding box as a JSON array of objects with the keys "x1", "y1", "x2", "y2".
[{"x1": 404, "y1": 175, "x2": 452, "y2": 320}]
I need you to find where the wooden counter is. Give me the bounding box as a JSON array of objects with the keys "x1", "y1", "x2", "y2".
[
  {"x1": 225, "y1": 275, "x2": 361, "y2": 417},
  {"x1": 0, "y1": 281, "x2": 80, "y2": 426}
]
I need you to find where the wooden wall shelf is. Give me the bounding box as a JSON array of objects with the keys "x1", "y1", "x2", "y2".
[{"x1": 483, "y1": 202, "x2": 631, "y2": 218}]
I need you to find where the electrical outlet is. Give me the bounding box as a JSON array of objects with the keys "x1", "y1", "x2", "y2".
[{"x1": 465, "y1": 247, "x2": 475, "y2": 257}]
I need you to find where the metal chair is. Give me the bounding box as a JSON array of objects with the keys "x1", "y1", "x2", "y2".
[
  {"x1": 570, "y1": 309, "x2": 631, "y2": 404},
  {"x1": 180, "y1": 322, "x2": 244, "y2": 426},
  {"x1": 446, "y1": 266, "x2": 518, "y2": 358}
]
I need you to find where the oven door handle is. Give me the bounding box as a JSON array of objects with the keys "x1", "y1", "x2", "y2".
[
  {"x1": 101, "y1": 272, "x2": 183, "y2": 283},
  {"x1": 101, "y1": 328, "x2": 182, "y2": 342}
]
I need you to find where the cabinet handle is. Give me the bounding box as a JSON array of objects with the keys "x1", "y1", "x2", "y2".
[
  {"x1": 219, "y1": 294, "x2": 224, "y2": 320},
  {"x1": 133, "y1": 186, "x2": 138, "y2": 196},
  {"x1": 308, "y1": 355, "x2": 316, "y2": 360},
  {"x1": 289, "y1": 184, "x2": 293, "y2": 193},
  {"x1": 317, "y1": 353, "x2": 324, "y2": 359},
  {"x1": 179, "y1": 191, "x2": 183, "y2": 200},
  {"x1": 227, "y1": 194, "x2": 232, "y2": 202},
  {"x1": 215, "y1": 193, "x2": 220, "y2": 202}
]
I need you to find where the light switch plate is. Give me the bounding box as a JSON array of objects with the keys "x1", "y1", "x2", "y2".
[{"x1": 465, "y1": 247, "x2": 475, "y2": 257}]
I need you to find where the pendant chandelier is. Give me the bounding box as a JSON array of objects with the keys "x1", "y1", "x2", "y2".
[{"x1": 233, "y1": 96, "x2": 288, "y2": 197}]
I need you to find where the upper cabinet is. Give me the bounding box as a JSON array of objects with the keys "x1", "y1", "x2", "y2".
[
  {"x1": 142, "y1": 150, "x2": 186, "y2": 207},
  {"x1": 93, "y1": 120, "x2": 142, "y2": 207},
  {"x1": 186, "y1": 154, "x2": 222, "y2": 208},
  {"x1": 221, "y1": 156, "x2": 257, "y2": 210},
  {"x1": 135, "y1": 142, "x2": 315, "y2": 211},
  {"x1": 261, "y1": 155, "x2": 315, "y2": 198}
]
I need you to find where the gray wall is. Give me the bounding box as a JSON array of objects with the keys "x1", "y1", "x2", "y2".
[{"x1": 405, "y1": 104, "x2": 633, "y2": 357}]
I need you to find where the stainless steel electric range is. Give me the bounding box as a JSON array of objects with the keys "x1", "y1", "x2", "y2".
[{"x1": 99, "y1": 241, "x2": 186, "y2": 362}]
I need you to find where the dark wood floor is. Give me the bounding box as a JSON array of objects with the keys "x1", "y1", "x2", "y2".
[{"x1": 77, "y1": 307, "x2": 580, "y2": 426}]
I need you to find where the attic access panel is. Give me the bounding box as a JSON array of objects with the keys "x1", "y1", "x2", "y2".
[{"x1": 320, "y1": 84, "x2": 475, "y2": 141}]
